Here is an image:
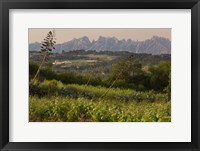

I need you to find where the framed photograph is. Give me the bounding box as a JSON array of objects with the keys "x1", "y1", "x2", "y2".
[{"x1": 0, "y1": 0, "x2": 200, "y2": 150}]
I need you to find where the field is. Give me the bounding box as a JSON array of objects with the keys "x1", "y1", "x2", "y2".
[
  {"x1": 29, "y1": 50, "x2": 171, "y2": 122},
  {"x1": 30, "y1": 50, "x2": 170, "y2": 78},
  {"x1": 29, "y1": 82, "x2": 171, "y2": 122}
]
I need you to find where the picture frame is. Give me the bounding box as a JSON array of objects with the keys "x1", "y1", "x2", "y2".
[{"x1": 0, "y1": 0, "x2": 200, "y2": 150}]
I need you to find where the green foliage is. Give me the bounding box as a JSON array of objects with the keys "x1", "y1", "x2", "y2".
[
  {"x1": 30, "y1": 51, "x2": 171, "y2": 67},
  {"x1": 148, "y1": 61, "x2": 171, "y2": 91},
  {"x1": 110, "y1": 60, "x2": 170, "y2": 92},
  {"x1": 29, "y1": 60, "x2": 171, "y2": 92},
  {"x1": 29, "y1": 45, "x2": 171, "y2": 122},
  {"x1": 29, "y1": 80, "x2": 169, "y2": 102},
  {"x1": 29, "y1": 62, "x2": 39, "y2": 80},
  {"x1": 29, "y1": 62, "x2": 103, "y2": 86},
  {"x1": 40, "y1": 80, "x2": 64, "y2": 96},
  {"x1": 164, "y1": 71, "x2": 171, "y2": 101},
  {"x1": 39, "y1": 68, "x2": 57, "y2": 81},
  {"x1": 111, "y1": 60, "x2": 143, "y2": 81},
  {"x1": 29, "y1": 96, "x2": 171, "y2": 122}
]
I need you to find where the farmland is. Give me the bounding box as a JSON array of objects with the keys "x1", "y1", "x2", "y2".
[
  {"x1": 29, "y1": 50, "x2": 170, "y2": 79},
  {"x1": 29, "y1": 50, "x2": 171, "y2": 122},
  {"x1": 29, "y1": 82, "x2": 170, "y2": 122}
]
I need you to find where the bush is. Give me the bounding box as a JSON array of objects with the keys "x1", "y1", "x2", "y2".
[
  {"x1": 29, "y1": 80, "x2": 169, "y2": 102},
  {"x1": 29, "y1": 80, "x2": 64, "y2": 97},
  {"x1": 29, "y1": 62, "x2": 39, "y2": 80},
  {"x1": 29, "y1": 80, "x2": 47, "y2": 97},
  {"x1": 40, "y1": 80, "x2": 64, "y2": 96}
]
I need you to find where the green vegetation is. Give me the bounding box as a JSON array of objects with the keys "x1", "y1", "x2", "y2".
[
  {"x1": 29, "y1": 50, "x2": 170, "y2": 79},
  {"x1": 30, "y1": 80, "x2": 169, "y2": 102},
  {"x1": 29, "y1": 79, "x2": 170, "y2": 122},
  {"x1": 29, "y1": 32, "x2": 171, "y2": 122},
  {"x1": 32, "y1": 31, "x2": 56, "y2": 82},
  {"x1": 30, "y1": 96, "x2": 171, "y2": 122},
  {"x1": 30, "y1": 60, "x2": 171, "y2": 93}
]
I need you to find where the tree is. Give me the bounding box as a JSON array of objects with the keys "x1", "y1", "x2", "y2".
[
  {"x1": 148, "y1": 61, "x2": 171, "y2": 91},
  {"x1": 109, "y1": 60, "x2": 147, "y2": 90},
  {"x1": 32, "y1": 31, "x2": 56, "y2": 82},
  {"x1": 100, "y1": 56, "x2": 144, "y2": 98},
  {"x1": 164, "y1": 71, "x2": 171, "y2": 101},
  {"x1": 112, "y1": 60, "x2": 143, "y2": 81}
]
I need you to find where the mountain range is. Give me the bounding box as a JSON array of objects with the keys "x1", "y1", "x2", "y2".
[{"x1": 29, "y1": 36, "x2": 171, "y2": 54}]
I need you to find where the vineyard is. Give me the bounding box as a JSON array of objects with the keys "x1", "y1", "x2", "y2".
[
  {"x1": 29, "y1": 80, "x2": 171, "y2": 122},
  {"x1": 29, "y1": 31, "x2": 171, "y2": 122}
]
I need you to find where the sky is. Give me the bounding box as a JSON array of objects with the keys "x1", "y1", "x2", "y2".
[{"x1": 29, "y1": 28, "x2": 171, "y2": 44}]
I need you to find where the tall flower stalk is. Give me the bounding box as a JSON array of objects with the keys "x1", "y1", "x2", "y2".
[{"x1": 32, "y1": 31, "x2": 56, "y2": 82}]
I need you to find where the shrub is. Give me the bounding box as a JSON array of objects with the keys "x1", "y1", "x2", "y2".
[
  {"x1": 29, "y1": 80, "x2": 169, "y2": 102},
  {"x1": 40, "y1": 80, "x2": 64, "y2": 96}
]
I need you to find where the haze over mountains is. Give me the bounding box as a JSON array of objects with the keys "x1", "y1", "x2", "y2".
[{"x1": 29, "y1": 36, "x2": 171, "y2": 54}]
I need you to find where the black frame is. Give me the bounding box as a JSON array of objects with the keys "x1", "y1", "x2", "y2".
[{"x1": 0, "y1": 0, "x2": 200, "y2": 150}]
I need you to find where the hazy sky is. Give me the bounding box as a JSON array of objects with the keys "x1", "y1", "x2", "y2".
[{"x1": 29, "y1": 28, "x2": 171, "y2": 44}]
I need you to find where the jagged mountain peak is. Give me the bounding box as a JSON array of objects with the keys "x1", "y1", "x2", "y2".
[
  {"x1": 29, "y1": 36, "x2": 171, "y2": 54},
  {"x1": 79, "y1": 36, "x2": 90, "y2": 41}
]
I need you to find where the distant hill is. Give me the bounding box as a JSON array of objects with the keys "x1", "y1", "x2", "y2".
[{"x1": 29, "y1": 36, "x2": 171, "y2": 55}]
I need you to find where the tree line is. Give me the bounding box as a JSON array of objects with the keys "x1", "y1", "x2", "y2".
[{"x1": 29, "y1": 60, "x2": 170, "y2": 93}]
